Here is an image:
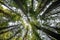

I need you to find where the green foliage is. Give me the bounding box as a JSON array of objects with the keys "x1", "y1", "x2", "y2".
[
  {"x1": 0, "y1": 31, "x2": 13, "y2": 40},
  {"x1": 0, "y1": 0, "x2": 60, "y2": 40}
]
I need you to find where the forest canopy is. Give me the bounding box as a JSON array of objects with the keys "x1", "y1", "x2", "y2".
[{"x1": 0, "y1": 0, "x2": 60, "y2": 40}]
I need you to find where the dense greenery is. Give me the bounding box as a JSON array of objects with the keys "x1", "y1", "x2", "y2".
[{"x1": 0, "y1": 0, "x2": 60, "y2": 40}]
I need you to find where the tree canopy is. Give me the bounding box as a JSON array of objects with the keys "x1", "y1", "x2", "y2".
[{"x1": 0, "y1": 0, "x2": 60, "y2": 40}]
